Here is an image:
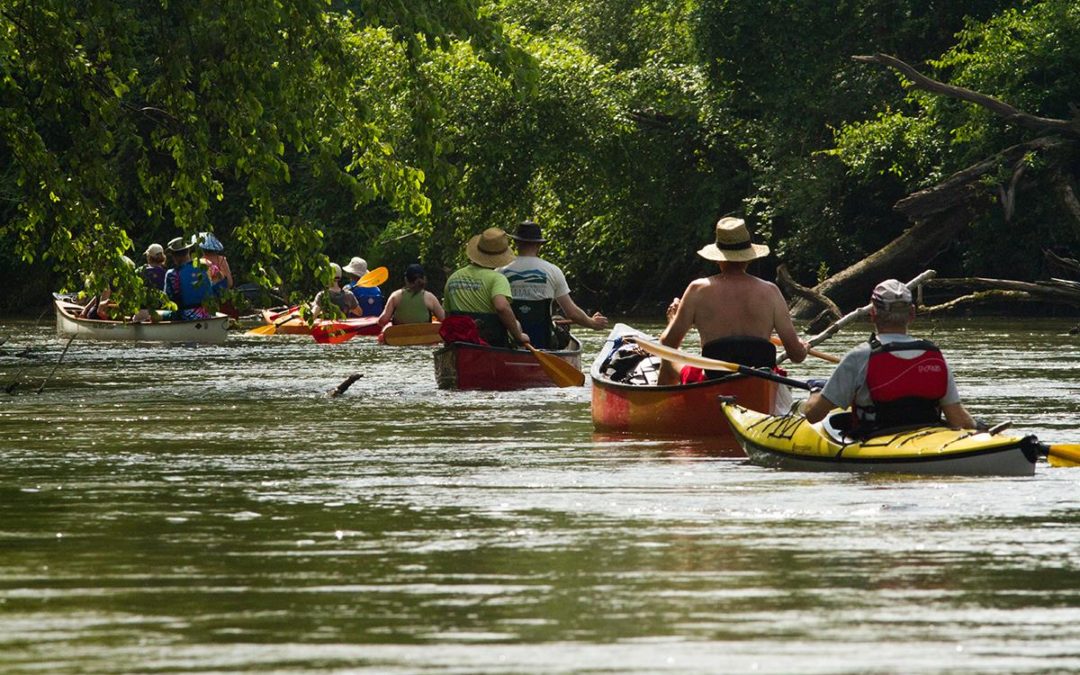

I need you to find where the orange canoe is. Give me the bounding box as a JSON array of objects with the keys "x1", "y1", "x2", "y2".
[{"x1": 590, "y1": 324, "x2": 783, "y2": 437}]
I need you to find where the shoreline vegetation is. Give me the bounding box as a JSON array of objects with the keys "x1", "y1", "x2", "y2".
[{"x1": 2, "y1": 2, "x2": 1078, "y2": 319}]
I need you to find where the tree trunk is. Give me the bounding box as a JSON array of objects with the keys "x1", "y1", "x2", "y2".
[{"x1": 790, "y1": 207, "x2": 971, "y2": 317}]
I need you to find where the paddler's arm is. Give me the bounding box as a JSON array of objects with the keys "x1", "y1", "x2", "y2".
[
  {"x1": 658, "y1": 284, "x2": 696, "y2": 385},
  {"x1": 376, "y1": 289, "x2": 401, "y2": 327},
  {"x1": 942, "y1": 402, "x2": 977, "y2": 430},
  {"x1": 426, "y1": 292, "x2": 446, "y2": 321},
  {"x1": 555, "y1": 294, "x2": 608, "y2": 330},
  {"x1": 801, "y1": 391, "x2": 835, "y2": 424},
  {"x1": 770, "y1": 285, "x2": 808, "y2": 363},
  {"x1": 493, "y1": 294, "x2": 530, "y2": 345}
]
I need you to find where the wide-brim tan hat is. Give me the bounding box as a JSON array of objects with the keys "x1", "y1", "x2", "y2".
[
  {"x1": 697, "y1": 217, "x2": 770, "y2": 262},
  {"x1": 342, "y1": 256, "x2": 368, "y2": 277},
  {"x1": 466, "y1": 227, "x2": 515, "y2": 268}
]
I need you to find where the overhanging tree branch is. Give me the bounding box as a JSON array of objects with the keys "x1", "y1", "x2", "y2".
[{"x1": 852, "y1": 53, "x2": 1080, "y2": 138}]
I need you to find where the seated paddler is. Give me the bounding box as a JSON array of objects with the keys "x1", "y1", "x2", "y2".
[
  {"x1": 163, "y1": 236, "x2": 227, "y2": 320},
  {"x1": 497, "y1": 219, "x2": 607, "y2": 349},
  {"x1": 800, "y1": 279, "x2": 977, "y2": 434},
  {"x1": 443, "y1": 227, "x2": 530, "y2": 348},
  {"x1": 658, "y1": 217, "x2": 808, "y2": 384}
]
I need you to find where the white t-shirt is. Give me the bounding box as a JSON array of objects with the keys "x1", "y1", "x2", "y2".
[{"x1": 497, "y1": 256, "x2": 570, "y2": 302}]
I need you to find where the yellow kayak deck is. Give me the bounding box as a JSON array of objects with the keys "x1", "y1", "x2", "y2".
[{"x1": 721, "y1": 402, "x2": 1040, "y2": 476}]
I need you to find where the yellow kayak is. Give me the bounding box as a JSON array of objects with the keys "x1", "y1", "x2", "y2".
[{"x1": 720, "y1": 401, "x2": 1042, "y2": 476}]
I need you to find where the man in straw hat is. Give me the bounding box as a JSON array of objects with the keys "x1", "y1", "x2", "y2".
[
  {"x1": 658, "y1": 217, "x2": 808, "y2": 385},
  {"x1": 498, "y1": 220, "x2": 608, "y2": 349},
  {"x1": 443, "y1": 227, "x2": 530, "y2": 348},
  {"x1": 798, "y1": 279, "x2": 977, "y2": 433}
]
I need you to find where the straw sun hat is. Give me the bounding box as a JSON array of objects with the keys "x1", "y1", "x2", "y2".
[
  {"x1": 466, "y1": 227, "x2": 515, "y2": 268},
  {"x1": 696, "y1": 217, "x2": 770, "y2": 262}
]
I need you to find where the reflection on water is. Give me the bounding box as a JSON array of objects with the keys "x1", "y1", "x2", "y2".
[{"x1": 1, "y1": 316, "x2": 1079, "y2": 672}]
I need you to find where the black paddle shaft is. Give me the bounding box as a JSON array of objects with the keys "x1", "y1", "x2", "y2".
[{"x1": 734, "y1": 365, "x2": 812, "y2": 391}]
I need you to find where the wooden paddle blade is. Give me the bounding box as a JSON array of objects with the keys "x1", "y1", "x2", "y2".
[
  {"x1": 629, "y1": 336, "x2": 738, "y2": 372},
  {"x1": 526, "y1": 344, "x2": 585, "y2": 387},
  {"x1": 382, "y1": 322, "x2": 442, "y2": 346},
  {"x1": 1047, "y1": 444, "x2": 1080, "y2": 468},
  {"x1": 628, "y1": 336, "x2": 812, "y2": 390},
  {"x1": 357, "y1": 266, "x2": 389, "y2": 287},
  {"x1": 769, "y1": 336, "x2": 840, "y2": 363}
]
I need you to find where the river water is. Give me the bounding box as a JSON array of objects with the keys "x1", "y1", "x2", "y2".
[{"x1": 1, "y1": 315, "x2": 1079, "y2": 673}]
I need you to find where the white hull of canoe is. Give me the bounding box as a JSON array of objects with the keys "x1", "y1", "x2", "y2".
[{"x1": 54, "y1": 300, "x2": 229, "y2": 344}]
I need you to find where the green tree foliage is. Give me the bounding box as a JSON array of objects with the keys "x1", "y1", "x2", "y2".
[
  {"x1": 831, "y1": 0, "x2": 1080, "y2": 278},
  {"x1": 2, "y1": 0, "x2": 1077, "y2": 316},
  {"x1": 691, "y1": 0, "x2": 1017, "y2": 281},
  {"x1": 0, "y1": 0, "x2": 518, "y2": 312}
]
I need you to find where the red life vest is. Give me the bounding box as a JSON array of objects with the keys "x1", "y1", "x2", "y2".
[{"x1": 855, "y1": 336, "x2": 948, "y2": 432}]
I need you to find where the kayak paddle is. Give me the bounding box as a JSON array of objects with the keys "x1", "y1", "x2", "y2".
[
  {"x1": 357, "y1": 266, "x2": 388, "y2": 288},
  {"x1": 248, "y1": 307, "x2": 301, "y2": 336},
  {"x1": 769, "y1": 336, "x2": 840, "y2": 363},
  {"x1": 1046, "y1": 444, "x2": 1080, "y2": 467}
]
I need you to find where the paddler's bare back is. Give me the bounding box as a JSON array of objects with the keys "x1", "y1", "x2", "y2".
[{"x1": 687, "y1": 273, "x2": 784, "y2": 344}]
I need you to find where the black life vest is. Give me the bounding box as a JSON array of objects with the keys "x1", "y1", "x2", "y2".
[
  {"x1": 701, "y1": 336, "x2": 776, "y2": 380},
  {"x1": 510, "y1": 298, "x2": 554, "y2": 349},
  {"x1": 854, "y1": 335, "x2": 948, "y2": 433}
]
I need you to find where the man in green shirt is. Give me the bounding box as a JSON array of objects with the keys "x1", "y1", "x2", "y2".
[{"x1": 444, "y1": 228, "x2": 530, "y2": 348}]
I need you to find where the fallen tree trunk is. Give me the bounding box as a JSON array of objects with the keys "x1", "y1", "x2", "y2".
[
  {"x1": 790, "y1": 207, "x2": 972, "y2": 317},
  {"x1": 919, "y1": 277, "x2": 1080, "y2": 316},
  {"x1": 1045, "y1": 249, "x2": 1080, "y2": 278},
  {"x1": 789, "y1": 53, "x2": 1079, "y2": 319}
]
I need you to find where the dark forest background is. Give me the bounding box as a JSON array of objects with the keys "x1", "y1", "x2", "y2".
[{"x1": 2, "y1": 0, "x2": 1078, "y2": 315}]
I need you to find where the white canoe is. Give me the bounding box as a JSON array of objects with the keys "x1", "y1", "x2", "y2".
[{"x1": 54, "y1": 297, "x2": 229, "y2": 344}]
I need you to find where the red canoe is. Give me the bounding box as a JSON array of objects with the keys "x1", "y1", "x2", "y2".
[
  {"x1": 590, "y1": 324, "x2": 783, "y2": 437},
  {"x1": 434, "y1": 337, "x2": 582, "y2": 390}
]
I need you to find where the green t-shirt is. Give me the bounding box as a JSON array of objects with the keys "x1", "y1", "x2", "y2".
[{"x1": 444, "y1": 264, "x2": 512, "y2": 315}]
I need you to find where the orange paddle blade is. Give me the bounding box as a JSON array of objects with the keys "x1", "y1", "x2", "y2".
[{"x1": 525, "y1": 344, "x2": 584, "y2": 387}]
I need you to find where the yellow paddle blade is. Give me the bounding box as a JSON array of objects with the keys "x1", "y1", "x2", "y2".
[
  {"x1": 357, "y1": 266, "x2": 388, "y2": 287},
  {"x1": 526, "y1": 344, "x2": 585, "y2": 387},
  {"x1": 1048, "y1": 444, "x2": 1080, "y2": 468},
  {"x1": 246, "y1": 309, "x2": 300, "y2": 336},
  {"x1": 246, "y1": 322, "x2": 279, "y2": 336},
  {"x1": 382, "y1": 322, "x2": 442, "y2": 346}
]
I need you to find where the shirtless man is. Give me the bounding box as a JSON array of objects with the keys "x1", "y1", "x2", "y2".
[{"x1": 658, "y1": 217, "x2": 808, "y2": 384}]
